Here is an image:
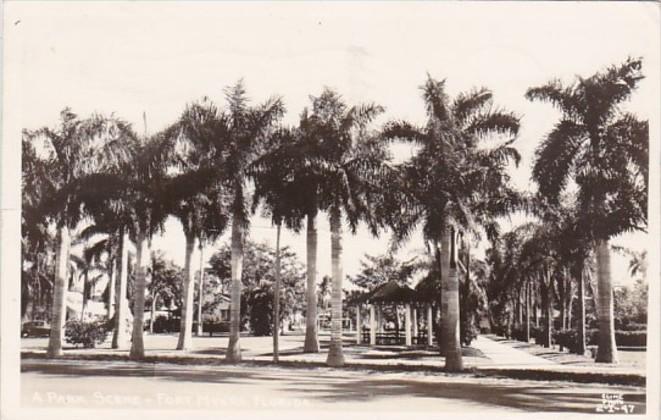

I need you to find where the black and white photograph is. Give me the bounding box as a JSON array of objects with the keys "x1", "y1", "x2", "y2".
[{"x1": 1, "y1": 1, "x2": 659, "y2": 419}]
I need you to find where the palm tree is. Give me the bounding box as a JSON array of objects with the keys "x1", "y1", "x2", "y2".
[
  {"x1": 68, "y1": 245, "x2": 105, "y2": 321},
  {"x1": 526, "y1": 58, "x2": 648, "y2": 363},
  {"x1": 297, "y1": 88, "x2": 387, "y2": 367},
  {"x1": 125, "y1": 133, "x2": 174, "y2": 360},
  {"x1": 75, "y1": 216, "x2": 132, "y2": 349},
  {"x1": 22, "y1": 138, "x2": 56, "y2": 321},
  {"x1": 250, "y1": 127, "x2": 305, "y2": 362},
  {"x1": 165, "y1": 103, "x2": 232, "y2": 351},
  {"x1": 178, "y1": 83, "x2": 285, "y2": 362},
  {"x1": 275, "y1": 104, "x2": 351, "y2": 354},
  {"x1": 23, "y1": 109, "x2": 130, "y2": 357},
  {"x1": 382, "y1": 76, "x2": 520, "y2": 371},
  {"x1": 78, "y1": 125, "x2": 174, "y2": 359}
]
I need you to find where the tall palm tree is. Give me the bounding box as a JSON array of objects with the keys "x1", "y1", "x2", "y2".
[
  {"x1": 164, "y1": 103, "x2": 232, "y2": 351},
  {"x1": 382, "y1": 76, "x2": 520, "y2": 371},
  {"x1": 125, "y1": 134, "x2": 174, "y2": 360},
  {"x1": 68, "y1": 246, "x2": 104, "y2": 321},
  {"x1": 22, "y1": 137, "x2": 56, "y2": 321},
  {"x1": 169, "y1": 190, "x2": 228, "y2": 351},
  {"x1": 78, "y1": 126, "x2": 174, "y2": 359},
  {"x1": 298, "y1": 88, "x2": 387, "y2": 367},
  {"x1": 23, "y1": 109, "x2": 130, "y2": 357},
  {"x1": 289, "y1": 111, "x2": 331, "y2": 353},
  {"x1": 526, "y1": 57, "x2": 648, "y2": 363},
  {"x1": 250, "y1": 127, "x2": 305, "y2": 362},
  {"x1": 75, "y1": 215, "x2": 132, "y2": 348},
  {"x1": 179, "y1": 83, "x2": 285, "y2": 362}
]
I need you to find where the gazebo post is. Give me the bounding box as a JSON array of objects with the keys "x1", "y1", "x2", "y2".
[
  {"x1": 405, "y1": 303, "x2": 412, "y2": 346},
  {"x1": 412, "y1": 307, "x2": 418, "y2": 340},
  {"x1": 427, "y1": 304, "x2": 433, "y2": 347},
  {"x1": 369, "y1": 304, "x2": 376, "y2": 346},
  {"x1": 356, "y1": 304, "x2": 361, "y2": 344},
  {"x1": 377, "y1": 306, "x2": 384, "y2": 333}
]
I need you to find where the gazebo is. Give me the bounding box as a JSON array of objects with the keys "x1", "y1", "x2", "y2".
[{"x1": 353, "y1": 280, "x2": 435, "y2": 347}]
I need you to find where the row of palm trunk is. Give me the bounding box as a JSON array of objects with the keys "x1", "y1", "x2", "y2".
[
  {"x1": 506, "y1": 240, "x2": 616, "y2": 361},
  {"x1": 47, "y1": 217, "x2": 617, "y2": 370}
]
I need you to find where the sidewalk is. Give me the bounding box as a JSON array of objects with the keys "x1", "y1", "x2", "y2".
[
  {"x1": 20, "y1": 333, "x2": 646, "y2": 386},
  {"x1": 470, "y1": 335, "x2": 555, "y2": 367}
]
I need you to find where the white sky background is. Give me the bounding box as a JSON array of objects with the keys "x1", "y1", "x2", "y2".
[{"x1": 5, "y1": 1, "x2": 659, "y2": 287}]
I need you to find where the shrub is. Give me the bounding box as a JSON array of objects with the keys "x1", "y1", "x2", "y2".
[
  {"x1": 510, "y1": 325, "x2": 529, "y2": 342},
  {"x1": 491, "y1": 324, "x2": 509, "y2": 337},
  {"x1": 617, "y1": 322, "x2": 647, "y2": 332},
  {"x1": 205, "y1": 321, "x2": 230, "y2": 335},
  {"x1": 64, "y1": 318, "x2": 110, "y2": 348},
  {"x1": 616, "y1": 330, "x2": 647, "y2": 347},
  {"x1": 152, "y1": 315, "x2": 179, "y2": 333},
  {"x1": 553, "y1": 329, "x2": 580, "y2": 353},
  {"x1": 530, "y1": 325, "x2": 546, "y2": 345},
  {"x1": 556, "y1": 328, "x2": 646, "y2": 349}
]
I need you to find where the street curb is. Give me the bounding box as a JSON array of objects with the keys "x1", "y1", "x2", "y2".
[{"x1": 20, "y1": 351, "x2": 645, "y2": 387}]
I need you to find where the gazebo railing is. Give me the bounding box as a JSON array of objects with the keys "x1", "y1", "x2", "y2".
[{"x1": 360, "y1": 329, "x2": 435, "y2": 346}]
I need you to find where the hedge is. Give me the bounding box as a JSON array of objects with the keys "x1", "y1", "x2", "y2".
[{"x1": 554, "y1": 328, "x2": 646, "y2": 352}]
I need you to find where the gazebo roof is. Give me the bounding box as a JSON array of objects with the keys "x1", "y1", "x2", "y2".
[{"x1": 366, "y1": 280, "x2": 417, "y2": 304}]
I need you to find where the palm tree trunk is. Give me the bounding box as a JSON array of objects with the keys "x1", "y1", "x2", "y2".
[
  {"x1": 441, "y1": 226, "x2": 462, "y2": 372},
  {"x1": 304, "y1": 210, "x2": 320, "y2": 353},
  {"x1": 107, "y1": 255, "x2": 116, "y2": 319},
  {"x1": 149, "y1": 292, "x2": 156, "y2": 334},
  {"x1": 129, "y1": 229, "x2": 148, "y2": 360},
  {"x1": 273, "y1": 223, "x2": 282, "y2": 363},
  {"x1": 595, "y1": 239, "x2": 618, "y2": 363},
  {"x1": 532, "y1": 282, "x2": 539, "y2": 327},
  {"x1": 177, "y1": 233, "x2": 197, "y2": 350},
  {"x1": 542, "y1": 270, "x2": 552, "y2": 348},
  {"x1": 81, "y1": 271, "x2": 90, "y2": 322},
  {"x1": 112, "y1": 229, "x2": 129, "y2": 349},
  {"x1": 567, "y1": 289, "x2": 574, "y2": 330},
  {"x1": 438, "y1": 235, "x2": 448, "y2": 355},
  {"x1": 326, "y1": 208, "x2": 345, "y2": 367},
  {"x1": 560, "y1": 290, "x2": 566, "y2": 332},
  {"x1": 47, "y1": 224, "x2": 70, "y2": 357},
  {"x1": 517, "y1": 288, "x2": 523, "y2": 327},
  {"x1": 525, "y1": 279, "x2": 531, "y2": 342},
  {"x1": 576, "y1": 263, "x2": 587, "y2": 355},
  {"x1": 226, "y1": 218, "x2": 244, "y2": 362},
  {"x1": 196, "y1": 242, "x2": 204, "y2": 336}
]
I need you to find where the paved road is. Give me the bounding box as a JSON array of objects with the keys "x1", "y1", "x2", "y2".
[{"x1": 21, "y1": 358, "x2": 646, "y2": 413}]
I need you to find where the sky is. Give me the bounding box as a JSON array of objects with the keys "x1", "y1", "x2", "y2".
[{"x1": 4, "y1": 1, "x2": 659, "y2": 287}]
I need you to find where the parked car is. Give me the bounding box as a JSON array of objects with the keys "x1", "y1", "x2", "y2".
[{"x1": 21, "y1": 320, "x2": 50, "y2": 338}]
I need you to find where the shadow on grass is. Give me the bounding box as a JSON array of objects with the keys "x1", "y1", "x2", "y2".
[{"x1": 21, "y1": 359, "x2": 646, "y2": 413}]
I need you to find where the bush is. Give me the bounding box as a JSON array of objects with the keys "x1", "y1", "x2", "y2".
[
  {"x1": 510, "y1": 325, "x2": 530, "y2": 342},
  {"x1": 553, "y1": 329, "x2": 580, "y2": 353},
  {"x1": 64, "y1": 318, "x2": 110, "y2": 348},
  {"x1": 616, "y1": 330, "x2": 647, "y2": 347},
  {"x1": 205, "y1": 321, "x2": 230, "y2": 335},
  {"x1": 152, "y1": 315, "x2": 179, "y2": 333},
  {"x1": 460, "y1": 314, "x2": 480, "y2": 346},
  {"x1": 556, "y1": 328, "x2": 646, "y2": 349},
  {"x1": 617, "y1": 322, "x2": 647, "y2": 332},
  {"x1": 530, "y1": 325, "x2": 546, "y2": 345},
  {"x1": 491, "y1": 324, "x2": 509, "y2": 337}
]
